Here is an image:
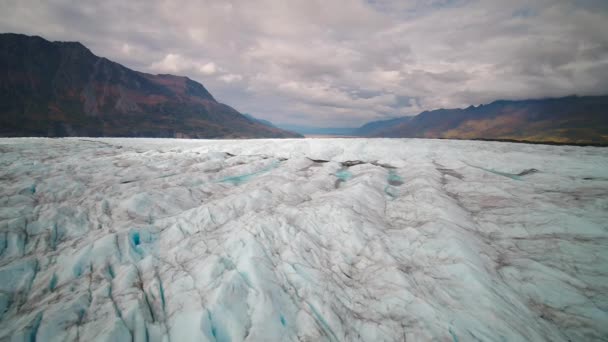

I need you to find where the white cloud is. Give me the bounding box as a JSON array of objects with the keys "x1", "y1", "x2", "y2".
[
  {"x1": 199, "y1": 62, "x2": 217, "y2": 75},
  {"x1": 150, "y1": 53, "x2": 185, "y2": 73},
  {"x1": 150, "y1": 54, "x2": 221, "y2": 78},
  {"x1": 218, "y1": 73, "x2": 243, "y2": 83},
  {"x1": 121, "y1": 43, "x2": 131, "y2": 55}
]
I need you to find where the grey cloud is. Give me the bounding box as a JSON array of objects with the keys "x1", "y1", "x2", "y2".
[{"x1": 0, "y1": 0, "x2": 607, "y2": 127}]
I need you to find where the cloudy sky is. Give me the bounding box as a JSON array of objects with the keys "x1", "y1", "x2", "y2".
[{"x1": 1, "y1": 0, "x2": 608, "y2": 127}]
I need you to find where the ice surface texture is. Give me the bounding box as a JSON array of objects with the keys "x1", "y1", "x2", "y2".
[{"x1": 1, "y1": 137, "x2": 607, "y2": 341}]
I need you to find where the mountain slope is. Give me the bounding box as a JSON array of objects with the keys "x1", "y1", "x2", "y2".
[
  {"x1": 242, "y1": 113, "x2": 276, "y2": 128},
  {"x1": 0, "y1": 33, "x2": 299, "y2": 138},
  {"x1": 362, "y1": 96, "x2": 608, "y2": 144},
  {"x1": 353, "y1": 116, "x2": 412, "y2": 136}
]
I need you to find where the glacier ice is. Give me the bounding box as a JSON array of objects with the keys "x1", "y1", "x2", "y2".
[{"x1": 0, "y1": 137, "x2": 607, "y2": 341}]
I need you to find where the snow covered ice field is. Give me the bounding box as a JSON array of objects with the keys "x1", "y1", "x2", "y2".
[{"x1": 1, "y1": 138, "x2": 607, "y2": 342}]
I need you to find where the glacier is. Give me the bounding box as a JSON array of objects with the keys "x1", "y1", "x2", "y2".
[{"x1": 0, "y1": 137, "x2": 607, "y2": 341}]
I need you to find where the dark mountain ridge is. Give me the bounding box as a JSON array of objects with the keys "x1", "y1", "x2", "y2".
[
  {"x1": 357, "y1": 95, "x2": 608, "y2": 144},
  {"x1": 0, "y1": 33, "x2": 300, "y2": 138}
]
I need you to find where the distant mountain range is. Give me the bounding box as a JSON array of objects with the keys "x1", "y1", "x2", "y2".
[
  {"x1": 278, "y1": 95, "x2": 608, "y2": 144},
  {"x1": 353, "y1": 117, "x2": 413, "y2": 136},
  {"x1": 2, "y1": 33, "x2": 606, "y2": 144},
  {"x1": 0, "y1": 33, "x2": 300, "y2": 138},
  {"x1": 356, "y1": 95, "x2": 608, "y2": 144},
  {"x1": 279, "y1": 118, "x2": 413, "y2": 137},
  {"x1": 277, "y1": 125, "x2": 358, "y2": 136}
]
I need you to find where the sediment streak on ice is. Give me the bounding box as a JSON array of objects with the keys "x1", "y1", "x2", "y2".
[{"x1": 0, "y1": 138, "x2": 607, "y2": 341}]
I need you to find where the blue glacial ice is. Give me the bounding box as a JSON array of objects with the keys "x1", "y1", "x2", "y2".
[{"x1": 0, "y1": 137, "x2": 607, "y2": 341}]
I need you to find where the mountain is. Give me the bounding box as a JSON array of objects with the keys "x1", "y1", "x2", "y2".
[
  {"x1": 353, "y1": 116, "x2": 412, "y2": 136},
  {"x1": 360, "y1": 96, "x2": 608, "y2": 144},
  {"x1": 242, "y1": 114, "x2": 303, "y2": 137},
  {"x1": 0, "y1": 33, "x2": 299, "y2": 138},
  {"x1": 242, "y1": 113, "x2": 276, "y2": 128},
  {"x1": 278, "y1": 125, "x2": 357, "y2": 136},
  {"x1": 282, "y1": 117, "x2": 413, "y2": 137}
]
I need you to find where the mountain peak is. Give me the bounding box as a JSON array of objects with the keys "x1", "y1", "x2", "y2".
[{"x1": 0, "y1": 33, "x2": 299, "y2": 138}]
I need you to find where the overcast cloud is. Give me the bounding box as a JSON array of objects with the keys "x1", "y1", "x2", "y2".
[{"x1": 1, "y1": 0, "x2": 608, "y2": 127}]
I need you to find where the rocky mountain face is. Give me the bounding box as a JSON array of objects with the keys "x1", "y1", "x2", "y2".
[
  {"x1": 359, "y1": 96, "x2": 608, "y2": 144},
  {"x1": 0, "y1": 33, "x2": 300, "y2": 138}
]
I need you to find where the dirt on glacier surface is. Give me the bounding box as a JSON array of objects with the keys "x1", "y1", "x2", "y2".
[{"x1": 0, "y1": 137, "x2": 607, "y2": 341}]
